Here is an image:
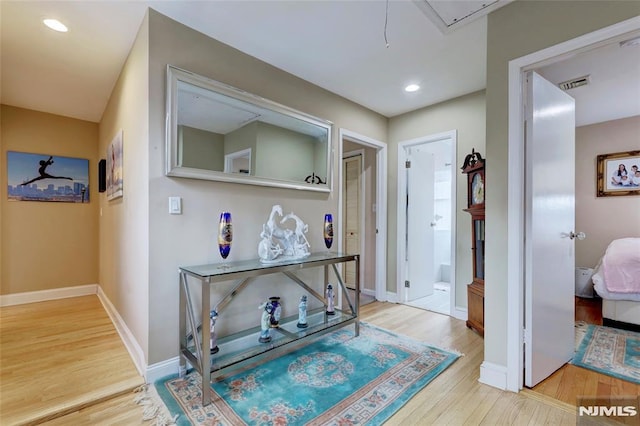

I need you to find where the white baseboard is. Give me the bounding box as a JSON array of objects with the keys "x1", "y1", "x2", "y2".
[
  {"x1": 146, "y1": 356, "x2": 181, "y2": 384},
  {"x1": 479, "y1": 361, "x2": 508, "y2": 390},
  {"x1": 453, "y1": 306, "x2": 467, "y2": 321},
  {"x1": 385, "y1": 291, "x2": 398, "y2": 303},
  {"x1": 0, "y1": 284, "x2": 98, "y2": 307},
  {"x1": 96, "y1": 287, "x2": 146, "y2": 379},
  {"x1": 361, "y1": 288, "x2": 376, "y2": 297}
]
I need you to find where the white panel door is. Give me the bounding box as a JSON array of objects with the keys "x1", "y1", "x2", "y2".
[
  {"x1": 524, "y1": 71, "x2": 576, "y2": 387},
  {"x1": 406, "y1": 146, "x2": 435, "y2": 301},
  {"x1": 343, "y1": 155, "x2": 362, "y2": 287}
]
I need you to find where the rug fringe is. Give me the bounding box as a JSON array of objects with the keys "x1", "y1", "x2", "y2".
[
  {"x1": 574, "y1": 321, "x2": 589, "y2": 349},
  {"x1": 134, "y1": 384, "x2": 179, "y2": 426}
]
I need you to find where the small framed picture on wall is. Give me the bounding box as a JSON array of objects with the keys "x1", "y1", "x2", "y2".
[
  {"x1": 107, "y1": 129, "x2": 123, "y2": 201},
  {"x1": 596, "y1": 150, "x2": 640, "y2": 197}
]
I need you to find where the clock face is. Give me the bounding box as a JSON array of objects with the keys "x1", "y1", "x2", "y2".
[{"x1": 471, "y1": 173, "x2": 484, "y2": 204}]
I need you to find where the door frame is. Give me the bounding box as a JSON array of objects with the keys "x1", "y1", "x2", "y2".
[
  {"x1": 338, "y1": 129, "x2": 387, "y2": 302},
  {"x1": 503, "y1": 17, "x2": 640, "y2": 392},
  {"x1": 342, "y1": 150, "x2": 367, "y2": 295},
  {"x1": 396, "y1": 130, "x2": 457, "y2": 315}
]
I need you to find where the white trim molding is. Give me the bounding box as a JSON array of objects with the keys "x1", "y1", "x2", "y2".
[
  {"x1": 453, "y1": 306, "x2": 468, "y2": 322},
  {"x1": 479, "y1": 361, "x2": 508, "y2": 390},
  {"x1": 96, "y1": 287, "x2": 146, "y2": 378},
  {"x1": 0, "y1": 284, "x2": 98, "y2": 307},
  {"x1": 146, "y1": 356, "x2": 181, "y2": 384}
]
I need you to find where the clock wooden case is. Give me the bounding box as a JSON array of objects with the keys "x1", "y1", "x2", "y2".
[{"x1": 461, "y1": 149, "x2": 485, "y2": 337}]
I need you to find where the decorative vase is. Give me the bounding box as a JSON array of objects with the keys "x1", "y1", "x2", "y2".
[
  {"x1": 297, "y1": 295, "x2": 308, "y2": 328},
  {"x1": 323, "y1": 214, "x2": 333, "y2": 251},
  {"x1": 268, "y1": 296, "x2": 281, "y2": 328},
  {"x1": 259, "y1": 302, "x2": 272, "y2": 343},
  {"x1": 326, "y1": 284, "x2": 335, "y2": 315},
  {"x1": 218, "y1": 212, "x2": 232, "y2": 261}
]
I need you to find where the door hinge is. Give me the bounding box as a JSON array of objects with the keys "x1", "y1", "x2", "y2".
[
  {"x1": 405, "y1": 160, "x2": 411, "y2": 168},
  {"x1": 523, "y1": 328, "x2": 530, "y2": 347},
  {"x1": 405, "y1": 280, "x2": 410, "y2": 288}
]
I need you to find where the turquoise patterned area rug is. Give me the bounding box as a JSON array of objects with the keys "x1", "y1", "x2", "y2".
[
  {"x1": 154, "y1": 322, "x2": 460, "y2": 425},
  {"x1": 572, "y1": 324, "x2": 640, "y2": 384}
]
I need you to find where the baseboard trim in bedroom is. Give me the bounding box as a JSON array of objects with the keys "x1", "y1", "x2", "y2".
[{"x1": 602, "y1": 318, "x2": 640, "y2": 333}]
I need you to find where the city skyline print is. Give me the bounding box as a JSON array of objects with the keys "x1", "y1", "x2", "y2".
[
  {"x1": 7, "y1": 151, "x2": 90, "y2": 203},
  {"x1": 107, "y1": 129, "x2": 123, "y2": 201}
]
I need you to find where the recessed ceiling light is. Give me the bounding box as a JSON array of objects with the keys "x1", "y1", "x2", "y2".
[
  {"x1": 404, "y1": 84, "x2": 420, "y2": 93},
  {"x1": 43, "y1": 19, "x2": 68, "y2": 33}
]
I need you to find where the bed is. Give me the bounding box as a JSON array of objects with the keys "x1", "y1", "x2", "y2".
[{"x1": 591, "y1": 237, "x2": 640, "y2": 330}]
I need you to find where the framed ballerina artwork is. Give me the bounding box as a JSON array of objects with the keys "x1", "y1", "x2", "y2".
[{"x1": 7, "y1": 151, "x2": 90, "y2": 203}]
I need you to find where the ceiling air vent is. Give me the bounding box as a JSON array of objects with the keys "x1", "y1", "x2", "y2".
[{"x1": 558, "y1": 75, "x2": 590, "y2": 91}]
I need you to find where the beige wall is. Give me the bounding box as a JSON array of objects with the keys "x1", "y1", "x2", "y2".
[
  {"x1": 485, "y1": 0, "x2": 640, "y2": 368},
  {"x1": 98, "y1": 14, "x2": 150, "y2": 366},
  {"x1": 179, "y1": 125, "x2": 224, "y2": 171},
  {"x1": 146, "y1": 10, "x2": 387, "y2": 364},
  {"x1": 1, "y1": 105, "x2": 98, "y2": 294},
  {"x1": 576, "y1": 116, "x2": 640, "y2": 268},
  {"x1": 388, "y1": 91, "x2": 486, "y2": 309},
  {"x1": 255, "y1": 122, "x2": 316, "y2": 181}
]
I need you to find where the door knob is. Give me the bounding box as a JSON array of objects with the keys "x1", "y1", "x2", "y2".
[{"x1": 569, "y1": 231, "x2": 586, "y2": 240}]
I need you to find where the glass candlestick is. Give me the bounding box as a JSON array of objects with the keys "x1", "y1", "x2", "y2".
[
  {"x1": 323, "y1": 213, "x2": 333, "y2": 253},
  {"x1": 218, "y1": 211, "x2": 232, "y2": 268}
]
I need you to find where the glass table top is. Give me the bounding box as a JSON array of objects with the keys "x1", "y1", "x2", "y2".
[{"x1": 180, "y1": 252, "x2": 357, "y2": 279}]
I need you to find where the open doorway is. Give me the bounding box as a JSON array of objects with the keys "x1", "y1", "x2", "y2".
[
  {"x1": 502, "y1": 18, "x2": 640, "y2": 392},
  {"x1": 397, "y1": 131, "x2": 457, "y2": 316},
  {"x1": 338, "y1": 129, "x2": 387, "y2": 305}
]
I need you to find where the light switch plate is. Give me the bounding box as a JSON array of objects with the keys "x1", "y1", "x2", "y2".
[{"x1": 169, "y1": 196, "x2": 182, "y2": 214}]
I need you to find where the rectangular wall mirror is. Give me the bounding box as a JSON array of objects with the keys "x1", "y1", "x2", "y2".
[{"x1": 166, "y1": 66, "x2": 333, "y2": 192}]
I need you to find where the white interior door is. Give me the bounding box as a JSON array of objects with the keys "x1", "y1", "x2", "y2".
[
  {"x1": 406, "y1": 146, "x2": 435, "y2": 301},
  {"x1": 343, "y1": 154, "x2": 362, "y2": 287},
  {"x1": 524, "y1": 71, "x2": 576, "y2": 387}
]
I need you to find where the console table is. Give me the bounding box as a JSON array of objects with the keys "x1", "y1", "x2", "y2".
[{"x1": 178, "y1": 252, "x2": 360, "y2": 406}]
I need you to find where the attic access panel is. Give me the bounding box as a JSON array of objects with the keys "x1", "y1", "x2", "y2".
[{"x1": 413, "y1": 0, "x2": 514, "y2": 33}]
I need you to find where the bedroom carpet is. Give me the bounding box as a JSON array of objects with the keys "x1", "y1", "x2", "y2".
[
  {"x1": 148, "y1": 322, "x2": 460, "y2": 425},
  {"x1": 572, "y1": 323, "x2": 640, "y2": 385}
]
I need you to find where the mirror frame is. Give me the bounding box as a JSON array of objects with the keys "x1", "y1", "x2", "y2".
[{"x1": 165, "y1": 65, "x2": 333, "y2": 192}]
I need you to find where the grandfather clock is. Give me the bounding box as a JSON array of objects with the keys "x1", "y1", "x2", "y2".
[{"x1": 461, "y1": 149, "x2": 485, "y2": 337}]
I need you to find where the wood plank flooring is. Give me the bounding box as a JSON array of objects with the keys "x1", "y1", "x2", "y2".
[
  {"x1": 3, "y1": 296, "x2": 637, "y2": 425},
  {"x1": 0, "y1": 295, "x2": 144, "y2": 425},
  {"x1": 530, "y1": 296, "x2": 640, "y2": 405}
]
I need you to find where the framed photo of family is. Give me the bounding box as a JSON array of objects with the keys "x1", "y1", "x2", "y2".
[{"x1": 596, "y1": 150, "x2": 640, "y2": 197}]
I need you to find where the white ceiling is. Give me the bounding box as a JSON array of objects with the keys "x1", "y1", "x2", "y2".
[
  {"x1": 1, "y1": 1, "x2": 639, "y2": 126},
  {"x1": 536, "y1": 36, "x2": 640, "y2": 127}
]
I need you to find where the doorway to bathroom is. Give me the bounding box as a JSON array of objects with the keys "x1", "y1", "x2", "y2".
[{"x1": 397, "y1": 131, "x2": 456, "y2": 316}]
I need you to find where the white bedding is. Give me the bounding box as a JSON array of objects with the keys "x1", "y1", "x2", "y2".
[{"x1": 592, "y1": 237, "x2": 640, "y2": 302}]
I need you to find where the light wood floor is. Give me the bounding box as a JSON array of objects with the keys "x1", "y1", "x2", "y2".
[
  {"x1": 530, "y1": 296, "x2": 640, "y2": 405},
  {"x1": 0, "y1": 295, "x2": 144, "y2": 425},
  {"x1": 2, "y1": 296, "x2": 637, "y2": 425}
]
